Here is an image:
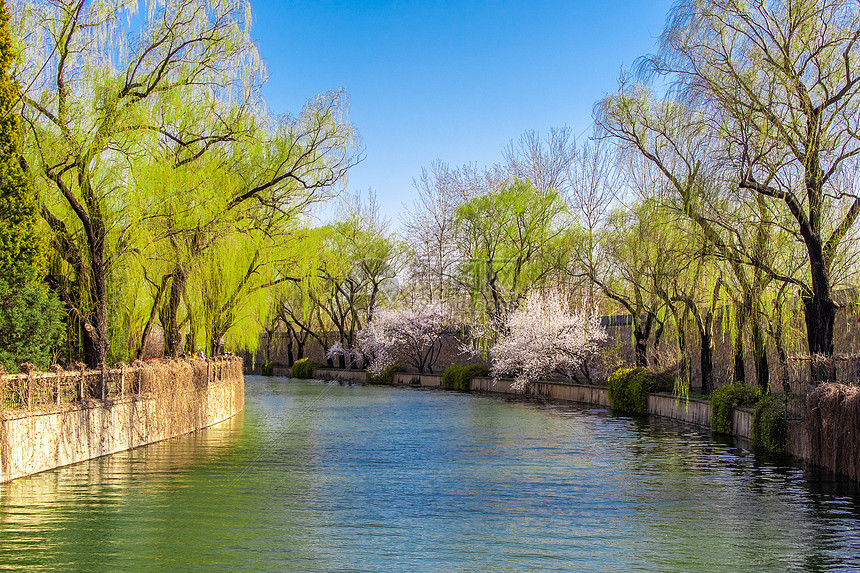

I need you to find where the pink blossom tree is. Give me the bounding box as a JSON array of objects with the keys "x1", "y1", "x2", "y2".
[
  {"x1": 329, "y1": 301, "x2": 448, "y2": 375},
  {"x1": 490, "y1": 291, "x2": 607, "y2": 391}
]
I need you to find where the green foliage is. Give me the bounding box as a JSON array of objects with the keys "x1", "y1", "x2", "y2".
[
  {"x1": 0, "y1": 278, "x2": 64, "y2": 372},
  {"x1": 261, "y1": 362, "x2": 274, "y2": 376},
  {"x1": 752, "y1": 393, "x2": 788, "y2": 454},
  {"x1": 291, "y1": 358, "x2": 323, "y2": 379},
  {"x1": 455, "y1": 178, "x2": 568, "y2": 320},
  {"x1": 607, "y1": 367, "x2": 675, "y2": 414},
  {"x1": 710, "y1": 382, "x2": 761, "y2": 434},
  {"x1": 0, "y1": 0, "x2": 39, "y2": 282},
  {"x1": 17, "y1": 2, "x2": 358, "y2": 366},
  {"x1": 442, "y1": 364, "x2": 491, "y2": 392},
  {"x1": 366, "y1": 364, "x2": 403, "y2": 385},
  {"x1": 0, "y1": 1, "x2": 63, "y2": 371}
]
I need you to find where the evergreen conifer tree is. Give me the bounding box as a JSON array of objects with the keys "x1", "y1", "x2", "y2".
[{"x1": 0, "y1": 0, "x2": 62, "y2": 371}]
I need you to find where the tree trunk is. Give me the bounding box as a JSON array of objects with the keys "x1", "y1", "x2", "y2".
[
  {"x1": 803, "y1": 295, "x2": 836, "y2": 356},
  {"x1": 651, "y1": 318, "x2": 665, "y2": 368},
  {"x1": 286, "y1": 336, "x2": 295, "y2": 366},
  {"x1": 263, "y1": 332, "x2": 273, "y2": 366},
  {"x1": 673, "y1": 306, "x2": 690, "y2": 393},
  {"x1": 137, "y1": 274, "x2": 170, "y2": 359},
  {"x1": 163, "y1": 267, "x2": 186, "y2": 357},
  {"x1": 751, "y1": 319, "x2": 769, "y2": 393},
  {"x1": 700, "y1": 331, "x2": 713, "y2": 394},
  {"x1": 732, "y1": 308, "x2": 746, "y2": 383},
  {"x1": 634, "y1": 331, "x2": 648, "y2": 368},
  {"x1": 81, "y1": 326, "x2": 101, "y2": 369},
  {"x1": 800, "y1": 214, "x2": 836, "y2": 356},
  {"x1": 633, "y1": 314, "x2": 653, "y2": 368}
]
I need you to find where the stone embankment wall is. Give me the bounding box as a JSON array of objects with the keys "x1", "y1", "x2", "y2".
[{"x1": 0, "y1": 356, "x2": 244, "y2": 483}]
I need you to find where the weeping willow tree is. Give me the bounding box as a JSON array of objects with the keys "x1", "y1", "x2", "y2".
[
  {"x1": 454, "y1": 177, "x2": 568, "y2": 325},
  {"x1": 618, "y1": 0, "x2": 860, "y2": 358},
  {"x1": 598, "y1": 80, "x2": 803, "y2": 392},
  {"x1": 13, "y1": 0, "x2": 264, "y2": 366},
  {"x1": 13, "y1": 0, "x2": 359, "y2": 365},
  {"x1": 153, "y1": 92, "x2": 357, "y2": 359}
]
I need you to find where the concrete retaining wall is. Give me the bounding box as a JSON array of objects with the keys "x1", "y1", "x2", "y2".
[
  {"x1": 312, "y1": 369, "x2": 444, "y2": 388},
  {"x1": 648, "y1": 394, "x2": 712, "y2": 428},
  {"x1": 314, "y1": 368, "x2": 368, "y2": 384},
  {"x1": 733, "y1": 408, "x2": 753, "y2": 440},
  {"x1": 531, "y1": 381, "x2": 611, "y2": 407},
  {"x1": 472, "y1": 378, "x2": 611, "y2": 407},
  {"x1": 394, "y1": 373, "x2": 442, "y2": 387},
  {"x1": 0, "y1": 357, "x2": 244, "y2": 483}
]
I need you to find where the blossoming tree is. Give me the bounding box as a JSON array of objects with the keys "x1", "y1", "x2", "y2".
[
  {"x1": 329, "y1": 301, "x2": 448, "y2": 375},
  {"x1": 490, "y1": 291, "x2": 607, "y2": 391}
]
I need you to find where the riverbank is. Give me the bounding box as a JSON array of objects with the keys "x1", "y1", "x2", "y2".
[
  {"x1": 0, "y1": 356, "x2": 244, "y2": 483},
  {"x1": 314, "y1": 368, "x2": 751, "y2": 436}
]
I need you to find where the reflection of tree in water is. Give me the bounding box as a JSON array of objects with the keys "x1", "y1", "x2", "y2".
[{"x1": 616, "y1": 415, "x2": 860, "y2": 571}]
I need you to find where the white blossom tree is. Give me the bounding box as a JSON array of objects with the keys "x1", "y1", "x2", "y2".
[
  {"x1": 332, "y1": 301, "x2": 448, "y2": 376},
  {"x1": 325, "y1": 341, "x2": 365, "y2": 370},
  {"x1": 490, "y1": 291, "x2": 607, "y2": 391}
]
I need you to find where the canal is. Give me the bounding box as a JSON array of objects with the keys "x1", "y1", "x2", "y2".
[{"x1": 0, "y1": 376, "x2": 858, "y2": 571}]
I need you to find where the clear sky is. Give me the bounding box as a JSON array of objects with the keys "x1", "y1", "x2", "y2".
[{"x1": 249, "y1": 0, "x2": 674, "y2": 225}]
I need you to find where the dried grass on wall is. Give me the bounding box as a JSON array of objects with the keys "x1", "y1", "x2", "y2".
[
  {"x1": 805, "y1": 384, "x2": 860, "y2": 481},
  {"x1": 0, "y1": 357, "x2": 242, "y2": 415}
]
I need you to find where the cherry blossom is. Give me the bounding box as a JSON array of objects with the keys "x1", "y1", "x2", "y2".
[
  {"x1": 490, "y1": 291, "x2": 607, "y2": 391},
  {"x1": 330, "y1": 301, "x2": 449, "y2": 375}
]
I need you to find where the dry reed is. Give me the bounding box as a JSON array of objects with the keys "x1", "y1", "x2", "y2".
[{"x1": 805, "y1": 383, "x2": 860, "y2": 480}]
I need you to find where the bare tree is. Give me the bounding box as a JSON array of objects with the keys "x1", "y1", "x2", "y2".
[{"x1": 503, "y1": 127, "x2": 577, "y2": 195}]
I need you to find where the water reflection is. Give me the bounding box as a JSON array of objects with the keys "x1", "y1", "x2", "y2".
[{"x1": 0, "y1": 376, "x2": 857, "y2": 572}]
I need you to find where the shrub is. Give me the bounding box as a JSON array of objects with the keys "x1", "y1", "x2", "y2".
[
  {"x1": 752, "y1": 393, "x2": 788, "y2": 453},
  {"x1": 442, "y1": 364, "x2": 490, "y2": 392},
  {"x1": 710, "y1": 382, "x2": 761, "y2": 434},
  {"x1": 607, "y1": 367, "x2": 675, "y2": 414},
  {"x1": 441, "y1": 365, "x2": 461, "y2": 390},
  {"x1": 647, "y1": 370, "x2": 676, "y2": 394},
  {"x1": 608, "y1": 367, "x2": 646, "y2": 413},
  {"x1": 291, "y1": 358, "x2": 323, "y2": 379},
  {"x1": 366, "y1": 364, "x2": 403, "y2": 385},
  {"x1": 261, "y1": 362, "x2": 274, "y2": 376}
]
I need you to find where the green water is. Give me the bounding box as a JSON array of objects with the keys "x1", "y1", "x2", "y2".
[{"x1": 0, "y1": 376, "x2": 858, "y2": 572}]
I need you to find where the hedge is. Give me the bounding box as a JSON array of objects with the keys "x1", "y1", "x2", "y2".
[
  {"x1": 607, "y1": 367, "x2": 675, "y2": 414},
  {"x1": 442, "y1": 364, "x2": 490, "y2": 392},
  {"x1": 710, "y1": 382, "x2": 761, "y2": 434},
  {"x1": 752, "y1": 393, "x2": 788, "y2": 454},
  {"x1": 291, "y1": 358, "x2": 323, "y2": 379}
]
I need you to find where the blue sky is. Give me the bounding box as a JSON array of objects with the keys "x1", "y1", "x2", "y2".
[{"x1": 249, "y1": 1, "x2": 674, "y2": 224}]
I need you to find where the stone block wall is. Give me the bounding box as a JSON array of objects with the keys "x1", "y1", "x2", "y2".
[{"x1": 0, "y1": 357, "x2": 244, "y2": 483}]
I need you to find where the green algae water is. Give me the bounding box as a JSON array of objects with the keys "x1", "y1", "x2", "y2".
[{"x1": 1, "y1": 376, "x2": 859, "y2": 572}]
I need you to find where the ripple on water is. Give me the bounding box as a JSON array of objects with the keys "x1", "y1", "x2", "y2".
[{"x1": 0, "y1": 376, "x2": 858, "y2": 572}]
